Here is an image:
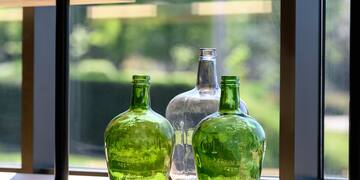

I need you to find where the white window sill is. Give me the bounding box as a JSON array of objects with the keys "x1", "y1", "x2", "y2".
[
  {"x1": 0, "y1": 172, "x2": 108, "y2": 180},
  {"x1": 0, "y1": 172, "x2": 283, "y2": 180}
]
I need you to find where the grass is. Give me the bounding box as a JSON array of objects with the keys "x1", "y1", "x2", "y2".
[
  {"x1": 324, "y1": 131, "x2": 349, "y2": 176},
  {"x1": 0, "y1": 151, "x2": 106, "y2": 169},
  {"x1": 69, "y1": 154, "x2": 106, "y2": 168},
  {"x1": 0, "y1": 151, "x2": 20, "y2": 167}
]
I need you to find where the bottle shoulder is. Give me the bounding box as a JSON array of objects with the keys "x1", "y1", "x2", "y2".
[
  {"x1": 166, "y1": 88, "x2": 248, "y2": 115},
  {"x1": 105, "y1": 109, "x2": 174, "y2": 135},
  {"x1": 110, "y1": 108, "x2": 165, "y2": 120},
  {"x1": 166, "y1": 88, "x2": 220, "y2": 115},
  {"x1": 168, "y1": 88, "x2": 220, "y2": 103},
  {"x1": 195, "y1": 113, "x2": 265, "y2": 140}
]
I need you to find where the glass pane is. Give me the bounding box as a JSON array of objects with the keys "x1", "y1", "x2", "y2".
[
  {"x1": 69, "y1": 0, "x2": 280, "y2": 176},
  {"x1": 0, "y1": 8, "x2": 22, "y2": 168},
  {"x1": 324, "y1": 0, "x2": 350, "y2": 178}
]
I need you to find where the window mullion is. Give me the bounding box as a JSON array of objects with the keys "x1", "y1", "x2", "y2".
[
  {"x1": 21, "y1": 7, "x2": 35, "y2": 173},
  {"x1": 21, "y1": 7, "x2": 56, "y2": 173},
  {"x1": 280, "y1": 0, "x2": 325, "y2": 179},
  {"x1": 33, "y1": 7, "x2": 56, "y2": 173}
]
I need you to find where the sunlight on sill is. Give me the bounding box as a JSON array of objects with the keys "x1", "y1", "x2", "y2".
[
  {"x1": 0, "y1": 172, "x2": 281, "y2": 180},
  {"x1": 0, "y1": 172, "x2": 107, "y2": 180}
]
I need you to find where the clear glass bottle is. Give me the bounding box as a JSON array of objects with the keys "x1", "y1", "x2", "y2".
[
  {"x1": 104, "y1": 75, "x2": 175, "y2": 180},
  {"x1": 192, "y1": 76, "x2": 266, "y2": 180},
  {"x1": 166, "y1": 49, "x2": 248, "y2": 180}
]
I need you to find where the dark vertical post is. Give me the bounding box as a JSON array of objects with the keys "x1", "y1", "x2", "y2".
[
  {"x1": 349, "y1": 0, "x2": 357, "y2": 179},
  {"x1": 55, "y1": 0, "x2": 70, "y2": 179},
  {"x1": 280, "y1": 0, "x2": 295, "y2": 179},
  {"x1": 22, "y1": 7, "x2": 35, "y2": 173},
  {"x1": 319, "y1": 0, "x2": 326, "y2": 178}
]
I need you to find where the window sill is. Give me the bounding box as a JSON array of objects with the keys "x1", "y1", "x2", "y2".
[
  {"x1": 0, "y1": 172, "x2": 282, "y2": 180},
  {"x1": 0, "y1": 172, "x2": 108, "y2": 180}
]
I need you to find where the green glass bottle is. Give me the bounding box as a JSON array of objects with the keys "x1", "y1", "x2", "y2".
[
  {"x1": 192, "y1": 76, "x2": 266, "y2": 180},
  {"x1": 104, "y1": 75, "x2": 175, "y2": 180}
]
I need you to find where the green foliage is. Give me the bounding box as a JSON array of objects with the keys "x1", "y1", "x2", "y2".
[
  {"x1": 225, "y1": 46, "x2": 250, "y2": 79},
  {"x1": 70, "y1": 58, "x2": 197, "y2": 85},
  {"x1": 0, "y1": 60, "x2": 22, "y2": 84},
  {"x1": 70, "y1": 25, "x2": 90, "y2": 59},
  {"x1": 0, "y1": 20, "x2": 22, "y2": 63},
  {"x1": 71, "y1": 59, "x2": 119, "y2": 81},
  {"x1": 170, "y1": 45, "x2": 196, "y2": 70},
  {"x1": 89, "y1": 20, "x2": 122, "y2": 47}
]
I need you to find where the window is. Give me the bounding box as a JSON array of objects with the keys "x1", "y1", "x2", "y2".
[
  {"x1": 68, "y1": 1, "x2": 280, "y2": 176},
  {"x1": 0, "y1": 8, "x2": 22, "y2": 168},
  {"x1": 324, "y1": 0, "x2": 350, "y2": 178},
  {"x1": 0, "y1": 0, "x2": 353, "y2": 179}
]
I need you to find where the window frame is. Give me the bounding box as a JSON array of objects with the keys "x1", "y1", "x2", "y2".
[
  {"x1": 280, "y1": 0, "x2": 325, "y2": 178},
  {"x1": 349, "y1": 0, "x2": 356, "y2": 179},
  {"x1": 0, "y1": 0, "x2": 353, "y2": 179}
]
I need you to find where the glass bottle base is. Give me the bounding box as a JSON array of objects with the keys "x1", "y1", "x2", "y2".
[
  {"x1": 170, "y1": 173, "x2": 197, "y2": 180},
  {"x1": 109, "y1": 171, "x2": 167, "y2": 180}
]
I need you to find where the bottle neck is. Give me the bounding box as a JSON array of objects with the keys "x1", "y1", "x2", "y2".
[
  {"x1": 196, "y1": 58, "x2": 219, "y2": 90},
  {"x1": 219, "y1": 84, "x2": 242, "y2": 114},
  {"x1": 130, "y1": 83, "x2": 150, "y2": 110}
]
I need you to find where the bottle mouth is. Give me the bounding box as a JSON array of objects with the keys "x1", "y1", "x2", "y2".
[
  {"x1": 199, "y1": 48, "x2": 217, "y2": 57},
  {"x1": 132, "y1": 75, "x2": 150, "y2": 84},
  {"x1": 221, "y1": 76, "x2": 239, "y2": 85}
]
